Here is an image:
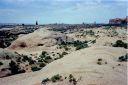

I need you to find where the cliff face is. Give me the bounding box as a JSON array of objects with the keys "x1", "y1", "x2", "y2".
[{"x1": 109, "y1": 16, "x2": 128, "y2": 24}]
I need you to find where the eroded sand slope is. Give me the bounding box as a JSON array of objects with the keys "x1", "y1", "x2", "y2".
[{"x1": 0, "y1": 46, "x2": 127, "y2": 85}]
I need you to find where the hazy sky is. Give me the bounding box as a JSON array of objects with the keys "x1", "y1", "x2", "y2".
[{"x1": 0, "y1": 0, "x2": 127, "y2": 24}]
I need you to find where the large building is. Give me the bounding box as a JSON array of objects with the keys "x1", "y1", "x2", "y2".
[{"x1": 109, "y1": 16, "x2": 128, "y2": 24}]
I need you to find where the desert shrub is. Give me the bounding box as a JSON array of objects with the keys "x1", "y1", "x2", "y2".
[
  {"x1": 62, "y1": 52, "x2": 68, "y2": 56},
  {"x1": 118, "y1": 54, "x2": 128, "y2": 62},
  {"x1": 113, "y1": 40, "x2": 127, "y2": 49},
  {"x1": 42, "y1": 78, "x2": 50, "y2": 84},
  {"x1": 39, "y1": 62, "x2": 46, "y2": 67},
  {"x1": 22, "y1": 55, "x2": 35, "y2": 65},
  {"x1": 31, "y1": 66, "x2": 41, "y2": 72},
  {"x1": 51, "y1": 74, "x2": 62, "y2": 82},
  {"x1": 37, "y1": 43, "x2": 44, "y2": 46},
  {"x1": 52, "y1": 54, "x2": 55, "y2": 56},
  {"x1": 5, "y1": 55, "x2": 11, "y2": 59},
  {"x1": 74, "y1": 40, "x2": 88, "y2": 50},
  {"x1": 54, "y1": 57, "x2": 60, "y2": 60},
  {"x1": 68, "y1": 74, "x2": 77, "y2": 85},
  {"x1": 44, "y1": 56, "x2": 52, "y2": 60},
  {"x1": 92, "y1": 40, "x2": 96, "y2": 44},
  {"x1": 105, "y1": 61, "x2": 107, "y2": 64},
  {"x1": 28, "y1": 59, "x2": 35, "y2": 65},
  {"x1": 39, "y1": 51, "x2": 48, "y2": 59},
  {"x1": 16, "y1": 57, "x2": 21, "y2": 62},
  {"x1": 69, "y1": 74, "x2": 74, "y2": 82},
  {"x1": 64, "y1": 46, "x2": 69, "y2": 51},
  {"x1": 98, "y1": 58, "x2": 102, "y2": 61},
  {"x1": 0, "y1": 61, "x2": 3, "y2": 66},
  {"x1": 97, "y1": 61, "x2": 102, "y2": 65},
  {"x1": 9, "y1": 60, "x2": 19, "y2": 75},
  {"x1": 22, "y1": 55, "x2": 29, "y2": 62},
  {"x1": 75, "y1": 44, "x2": 88, "y2": 50},
  {"x1": 38, "y1": 51, "x2": 52, "y2": 64},
  {"x1": 60, "y1": 41, "x2": 67, "y2": 45}
]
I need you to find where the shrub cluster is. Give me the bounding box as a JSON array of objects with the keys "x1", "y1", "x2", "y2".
[
  {"x1": 69, "y1": 74, "x2": 77, "y2": 85},
  {"x1": 41, "y1": 74, "x2": 78, "y2": 85},
  {"x1": 118, "y1": 54, "x2": 127, "y2": 62},
  {"x1": 97, "y1": 58, "x2": 102, "y2": 65},
  {"x1": 21, "y1": 55, "x2": 35, "y2": 65},
  {"x1": 74, "y1": 40, "x2": 88, "y2": 50},
  {"x1": 54, "y1": 52, "x2": 68, "y2": 60},
  {"x1": 9, "y1": 60, "x2": 25, "y2": 75},
  {"x1": 113, "y1": 40, "x2": 127, "y2": 49},
  {"x1": 38, "y1": 51, "x2": 52, "y2": 64},
  {"x1": 51, "y1": 74, "x2": 62, "y2": 82},
  {"x1": 31, "y1": 66, "x2": 41, "y2": 72}
]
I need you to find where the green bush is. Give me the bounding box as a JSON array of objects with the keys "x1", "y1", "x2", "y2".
[
  {"x1": 22, "y1": 55, "x2": 35, "y2": 65},
  {"x1": 39, "y1": 62, "x2": 46, "y2": 67},
  {"x1": 44, "y1": 56, "x2": 52, "y2": 60},
  {"x1": 74, "y1": 40, "x2": 88, "y2": 50},
  {"x1": 51, "y1": 74, "x2": 62, "y2": 82},
  {"x1": 22, "y1": 55, "x2": 29, "y2": 62},
  {"x1": 69, "y1": 74, "x2": 74, "y2": 82},
  {"x1": 42, "y1": 78, "x2": 50, "y2": 84},
  {"x1": 17, "y1": 57, "x2": 21, "y2": 62},
  {"x1": 9, "y1": 60, "x2": 19, "y2": 75},
  {"x1": 118, "y1": 54, "x2": 128, "y2": 62},
  {"x1": 92, "y1": 40, "x2": 96, "y2": 44},
  {"x1": 31, "y1": 66, "x2": 41, "y2": 72},
  {"x1": 113, "y1": 40, "x2": 127, "y2": 49},
  {"x1": 38, "y1": 51, "x2": 52, "y2": 63},
  {"x1": 98, "y1": 58, "x2": 102, "y2": 61},
  {"x1": 97, "y1": 61, "x2": 102, "y2": 65},
  {"x1": 68, "y1": 74, "x2": 77, "y2": 85},
  {"x1": 62, "y1": 52, "x2": 68, "y2": 56}
]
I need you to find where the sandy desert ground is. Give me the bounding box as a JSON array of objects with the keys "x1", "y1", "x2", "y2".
[{"x1": 0, "y1": 27, "x2": 127, "y2": 85}]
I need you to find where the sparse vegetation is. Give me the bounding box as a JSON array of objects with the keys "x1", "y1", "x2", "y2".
[
  {"x1": 118, "y1": 54, "x2": 128, "y2": 62},
  {"x1": 9, "y1": 60, "x2": 25, "y2": 75},
  {"x1": 97, "y1": 61, "x2": 102, "y2": 65},
  {"x1": 39, "y1": 62, "x2": 46, "y2": 67},
  {"x1": 113, "y1": 40, "x2": 127, "y2": 49},
  {"x1": 38, "y1": 51, "x2": 52, "y2": 63},
  {"x1": 51, "y1": 74, "x2": 62, "y2": 82},
  {"x1": 98, "y1": 58, "x2": 102, "y2": 61},
  {"x1": 74, "y1": 40, "x2": 88, "y2": 50},
  {"x1": 22, "y1": 55, "x2": 35, "y2": 65},
  {"x1": 97, "y1": 58, "x2": 103, "y2": 65},
  {"x1": 62, "y1": 51, "x2": 68, "y2": 56},
  {"x1": 68, "y1": 74, "x2": 77, "y2": 85},
  {"x1": 37, "y1": 43, "x2": 44, "y2": 46},
  {"x1": 31, "y1": 66, "x2": 41, "y2": 72},
  {"x1": 42, "y1": 78, "x2": 50, "y2": 84},
  {"x1": 92, "y1": 39, "x2": 96, "y2": 44},
  {"x1": 41, "y1": 74, "x2": 79, "y2": 85},
  {"x1": 9, "y1": 60, "x2": 19, "y2": 75}
]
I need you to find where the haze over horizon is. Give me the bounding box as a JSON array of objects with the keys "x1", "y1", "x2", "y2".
[{"x1": 0, "y1": 0, "x2": 127, "y2": 24}]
